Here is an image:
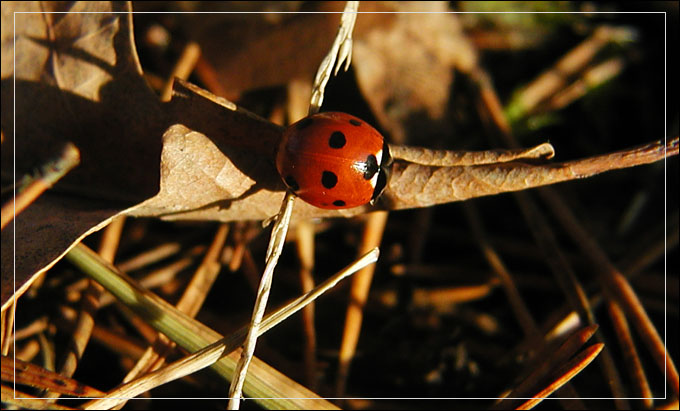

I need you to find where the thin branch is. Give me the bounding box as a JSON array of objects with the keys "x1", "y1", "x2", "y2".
[
  {"x1": 538, "y1": 185, "x2": 680, "y2": 397},
  {"x1": 113, "y1": 224, "x2": 228, "y2": 410},
  {"x1": 1, "y1": 142, "x2": 80, "y2": 230},
  {"x1": 227, "y1": 193, "x2": 294, "y2": 409},
  {"x1": 161, "y1": 42, "x2": 201, "y2": 102},
  {"x1": 607, "y1": 298, "x2": 653, "y2": 406},
  {"x1": 3, "y1": 356, "x2": 105, "y2": 397},
  {"x1": 44, "y1": 217, "x2": 125, "y2": 400},
  {"x1": 516, "y1": 343, "x2": 605, "y2": 410},
  {"x1": 83, "y1": 248, "x2": 378, "y2": 410},
  {"x1": 227, "y1": 2, "x2": 361, "y2": 408},
  {"x1": 65, "y1": 243, "x2": 338, "y2": 410},
  {"x1": 335, "y1": 211, "x2": 389, "y2": 398},
  {"x1": 495, "y1": 324, "x2": 599, "y2": 407}
]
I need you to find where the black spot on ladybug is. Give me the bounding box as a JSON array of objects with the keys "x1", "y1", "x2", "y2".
[
  {"x1": 362, "y1": 154, "x2": 379, "y2": 180},
  {"x1": 328, "y1": 131, "x2": 346, "y2": 149},
  {"x1": 349, "y1": 119, "x2": 361, "y2": 126},
  {"x1": 333, "y1": 200, "x2": 346, "y2": 207},
  {"x1": 296, "y1": 117, "x2": 314, "y2": 130},
  {"x1": 284, "y1": 175, "x2": 299, "y2": 191},
  {"x1": 322, "y1": 171, "x2": 338, "y2": 189}
]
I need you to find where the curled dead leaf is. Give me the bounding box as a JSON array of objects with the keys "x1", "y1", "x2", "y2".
[
  {"x1": 384, "y1": 138, "x2": 676, "y2": 210},
  {"x1": 389, "y1": 142, "x2": 555, "y2": 166},
  {"x1": 131, "y1": 80, "x2": 677, "y2": 222}
]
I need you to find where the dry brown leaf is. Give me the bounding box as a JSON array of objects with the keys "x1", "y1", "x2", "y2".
[
  {"x1": 2, "y1": 2, "x2": 163, "y2": 199},
  {"x1": 191, "y1": 2, "x2": 392, "y2": 99},
  {"x1": 1, "y1": 1, "x2": 163, "y2": 308},
  {"x1": 389, "y1": 142, "x2": 555, "y2": 166},
  {"x1": 128, "y1": 79, "x2": 675, "y2": 224},
  {"x1": 0, "y1": 4, "x2": 675, "y2": 407},
  {"x1": 353, "y1": 2, "x2": 478, "y2": 144},
  {"x1": 193, "y1": 2, "x2": 476, "y2": 145},
  {"x1": 386, "y1": 138, "x2": 676, "y2": 209},
  {"x1": 2, "y1": 3, "x2": 674, "y2": 320},
  {"x1": 128, "y1": 79, "x2": 356, "y2": 222}
]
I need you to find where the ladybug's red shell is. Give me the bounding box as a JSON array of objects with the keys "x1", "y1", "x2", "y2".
[{"x1": 276, "y1": 112, "x2": 390, "y2": 209}]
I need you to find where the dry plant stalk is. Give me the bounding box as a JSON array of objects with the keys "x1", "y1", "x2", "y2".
[
  {"x1": 116, "y1": 243, "x2": 183, "y2": 272},
  {"x1": 336, "y1": 211, "x2": 389, "y2": 398},
  {"x1": 112, "y1": 224, "x2": 228, "y2": 410},
  {"x1": 83, "y1": 248, "x2": 378, "y2": 409},
  {"x1": 65, "y1": 242, "x2": 338, "y2": 409},
  {"x1": 227, "y1": 192, "x2": 295, "y2": 408},
  {"x1": 607, "y1": 298, "x2": 653, "y2": 406},
  {"x1": 513, "y1": 185, "x2": 628, "y2": 404},
  {"x1": 516, "y1": 343, "x2": 605, "y2": 410},
  {"x1": 506, "y1": 25, "x2": 634, "y2": 120},
  {"x1": 43, "y1": 217, "x2": 125, "y2": 401},
  {"x1": 295, "y1": 220, "x2": 318, "y2": 389},
  {"x1": 496, "y1": 324, "x2": 599, "y2": 406},
  {"x1": 2, "y1": 356, "x2": 105, "y2": 398},
  {"x1": 160, "y1": 42, "x2": 201, "y2": 102},
  {"x1": 462, "y1": 203, "x2": 542, "y2": 342},
  {"x1": 309, "y1": 1, "x2": 358, "y2": 113},
  {"x1": 473, "y1": 30, "x2": 674, "y2": 405},
  {"x1": 1, "y1": 302, "x2": 15, "y2": 355},
  {"x1": 1, "y1": 143, "x2": 80, "y2": 230},
  {"x1": 1, "y1": 385, "x2": 75, "y2": 410},
  {"x1": 539, "y1": 185, "x2": 680, "y2": 397},
  {"x1": 288, "y1": 80, "x2": 319, "y2": 389},
  {"x1": 227, "y1": 2, "x2": 359, "y2": 408}
]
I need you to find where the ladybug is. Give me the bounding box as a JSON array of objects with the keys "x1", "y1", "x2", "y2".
[{"x1": 276, "y1": 112, "x2": 391, "y2": 209}]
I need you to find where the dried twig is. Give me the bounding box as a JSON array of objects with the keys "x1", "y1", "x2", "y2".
[
  {"x1": 83, "y1": 248, "x2": 378, "y2": 410},
  {"x1": 160, "y1": 42, "x2": 201, "y2": 102},
  {"x1": 112, "y1": 224, "x2": 228, "y2": 410},
  {"x1": 607, "y1": 298, "x2": 653, "y2": 406},
  {"x1": 44, "y1": 217, "x2": 125, "y2": 400},
  {"x1": 65, "y1": 243, "x2": 337, "y2": 409},
  {"x1": 296, "y1": 220, "x2": 318, "y2": 389},
  {"x1": 227, "y1": 2, "x2": 359, "y2": 408},
  {"x1": 516, "y1": 343, "x2": 605, "y2": 410},
  {"x1": 1, "y1": 143, "x2": 80, "y2": 230},
  {"x1": 496, "y1": 324, "x2": 599, "y2": 407},
  {"x1": 227, "y1": 192, "x2": 295, "y2": 409},
  {"x1": 539, "y1": 186, "x2": 680, "y2": 397},
  {"x1": 336, "y1": 210, "x2": 389, "y2": 398},
  {"x1": 3, "y1": 356, "x2": 106, "y2": 397}
]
